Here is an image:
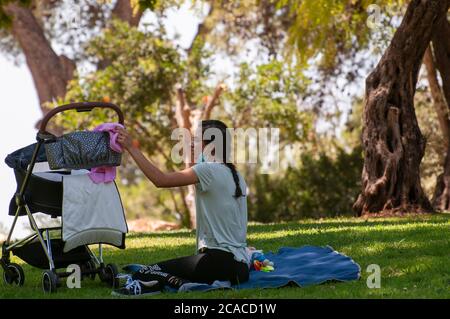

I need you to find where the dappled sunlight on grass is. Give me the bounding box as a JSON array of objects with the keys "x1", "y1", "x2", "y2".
[{"x1": 1, "y1": 214, "x2": 449, "y2": 298}]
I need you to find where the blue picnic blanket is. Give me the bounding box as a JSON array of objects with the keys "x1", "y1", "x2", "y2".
[
  {"x1": 237, "y1": 245, "x2": 360, "y2": 289},
  {"x1": 123, "y1": 245, "x2": 361, "y2": 292}
]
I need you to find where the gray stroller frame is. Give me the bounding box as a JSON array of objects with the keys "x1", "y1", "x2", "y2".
[{"x1": 1, "y1": 102, "x2": 125, "y2": 293}]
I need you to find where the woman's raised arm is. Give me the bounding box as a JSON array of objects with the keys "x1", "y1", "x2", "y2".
[{"x1": 116, "y1": 128, "x2": 199, "y2": 188}]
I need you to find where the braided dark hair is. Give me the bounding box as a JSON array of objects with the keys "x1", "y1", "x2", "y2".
[{"x1": 201, "y1": 120, "x2": 244, "y2": 197}]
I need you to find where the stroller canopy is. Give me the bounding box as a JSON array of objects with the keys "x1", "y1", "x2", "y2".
[{"x1": 5, "y1": 143, "x2": 47, "y2": 170}]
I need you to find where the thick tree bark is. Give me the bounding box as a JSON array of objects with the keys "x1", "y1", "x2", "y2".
[
  {"x1": 430, "y1": 18, "x2": 450, "y2": 210},
  {"x1": 353, "y1": 0, "x2": 450, "y2": 216},
  {"x1": 432, "y1": 19, "x2": 450, "y2": 110},
  {"x1": 432, "y1": 144, "x2": 450, "y2": 211}
]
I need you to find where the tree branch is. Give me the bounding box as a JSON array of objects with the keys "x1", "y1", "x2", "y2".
[
  {"x1": 187, "y1": 2, "x2": 215, "y2": 57},
  {"x1": 175, "y1": 84, "x2": 192, "y2": 130},
  {"x1": 203, "y1": 83, "x2": 226, "y2": 119},
  {"x1": 424, "y1": 46, "x2": 450, "y2": 146},
  {"x1": 431, "y1": 17, "x2": 450, "y2": 112},
  {"x1": 3, "y1": 2, "x2": 75, "y2": 109},
  {"x1": 112, "y1": 0, "x2": 143, "y2": 27}
]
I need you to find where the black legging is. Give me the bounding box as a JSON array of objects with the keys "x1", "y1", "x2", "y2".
[{"x1": 132, "y1": 248, "x2": 249, "y2": 287}]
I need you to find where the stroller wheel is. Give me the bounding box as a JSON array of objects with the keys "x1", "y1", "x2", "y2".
[
  {"x1": 101, "y1": 263, "x2": 119, "y2": 288},
  {"x1": 86, "y1": 260, "x2": 97, "y2": 280},
  {"x1": 3, "y1": 263, "x2": 25, "y2": 286},
  {"x1": 42, "y1": 270, "x2": 58, "y2": 293},
  {"x1": 81, "y1": 260, "x2": 96, "y2": 280}
]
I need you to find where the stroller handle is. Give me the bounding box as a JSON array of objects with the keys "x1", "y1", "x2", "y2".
[{"x1": 39, "y1": 102, "x2": 125, "y2": 134}]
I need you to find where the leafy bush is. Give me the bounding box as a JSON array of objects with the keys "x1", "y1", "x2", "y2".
[{"x1": 248, "y1": 146, "x2": 363, "y2": 222}]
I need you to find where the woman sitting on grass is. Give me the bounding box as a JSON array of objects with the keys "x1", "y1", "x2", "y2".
[{"x1": 113, "y1": 120, "x2": 250, "y2": 296}]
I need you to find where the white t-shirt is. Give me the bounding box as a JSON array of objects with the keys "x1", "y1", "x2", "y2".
[{"x1": 192, "y1": 162, "x2": 250, "y2": 266}]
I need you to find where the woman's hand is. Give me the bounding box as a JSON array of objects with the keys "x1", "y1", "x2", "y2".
[{"x1": 116, "y1": 127, "x2": 134, "y2": 150}]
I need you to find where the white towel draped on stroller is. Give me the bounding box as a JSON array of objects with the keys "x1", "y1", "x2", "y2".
[
  {"x1": 3, "y1": 103, "x2": 126, "y2": 293},
  {"x1": 62, "y1": 173, "x2": 128, "y2": 252},
  {"x1": 31, "y1": 163, "x2": 127, "y2": 252}
]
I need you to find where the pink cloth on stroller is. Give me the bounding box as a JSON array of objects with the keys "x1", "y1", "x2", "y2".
[{"x1": 88, "y1": 123, "x2": 124, "y2": 183}]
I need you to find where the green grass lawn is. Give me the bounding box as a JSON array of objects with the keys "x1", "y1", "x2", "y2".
[{"x1": 1, "y1": 214, "x2": 449, "y2": 299}]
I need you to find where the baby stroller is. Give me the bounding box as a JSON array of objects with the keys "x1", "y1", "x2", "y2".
[{"x1": 1, "y1": 102, "x2": 126, "y2": 293}]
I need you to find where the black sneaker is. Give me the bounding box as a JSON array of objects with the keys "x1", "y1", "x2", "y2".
[
  {"x1": 112, "y1": 276, "x2": 162, "y2": 297},
  {"x1": 134, "y1": 269, "x2": 190, "y2": 289}
]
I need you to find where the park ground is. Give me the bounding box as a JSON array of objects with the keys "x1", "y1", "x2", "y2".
[{"x1": 1, "y1": 214, "x2": 449, "y2": 299}]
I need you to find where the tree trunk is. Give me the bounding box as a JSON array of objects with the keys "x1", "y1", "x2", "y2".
[
  {"x1": 432, "y1": 19, "x2": 450, "y2": 110},
  {"x1": 430, "y1": 18, "x2": 450, "y2": 210},
  {"x1": 353, "y1": 0, "x2": 450, "y2": 216},
  {"x1": 424, "y1": 47, "x2": 450, "y2": 146},
  {"x1": 3, "y1": 1, "x2": 144, "y2": 115},
  {"x1": 4, "y1": 3, "x2": 75, "y2": 111}
]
